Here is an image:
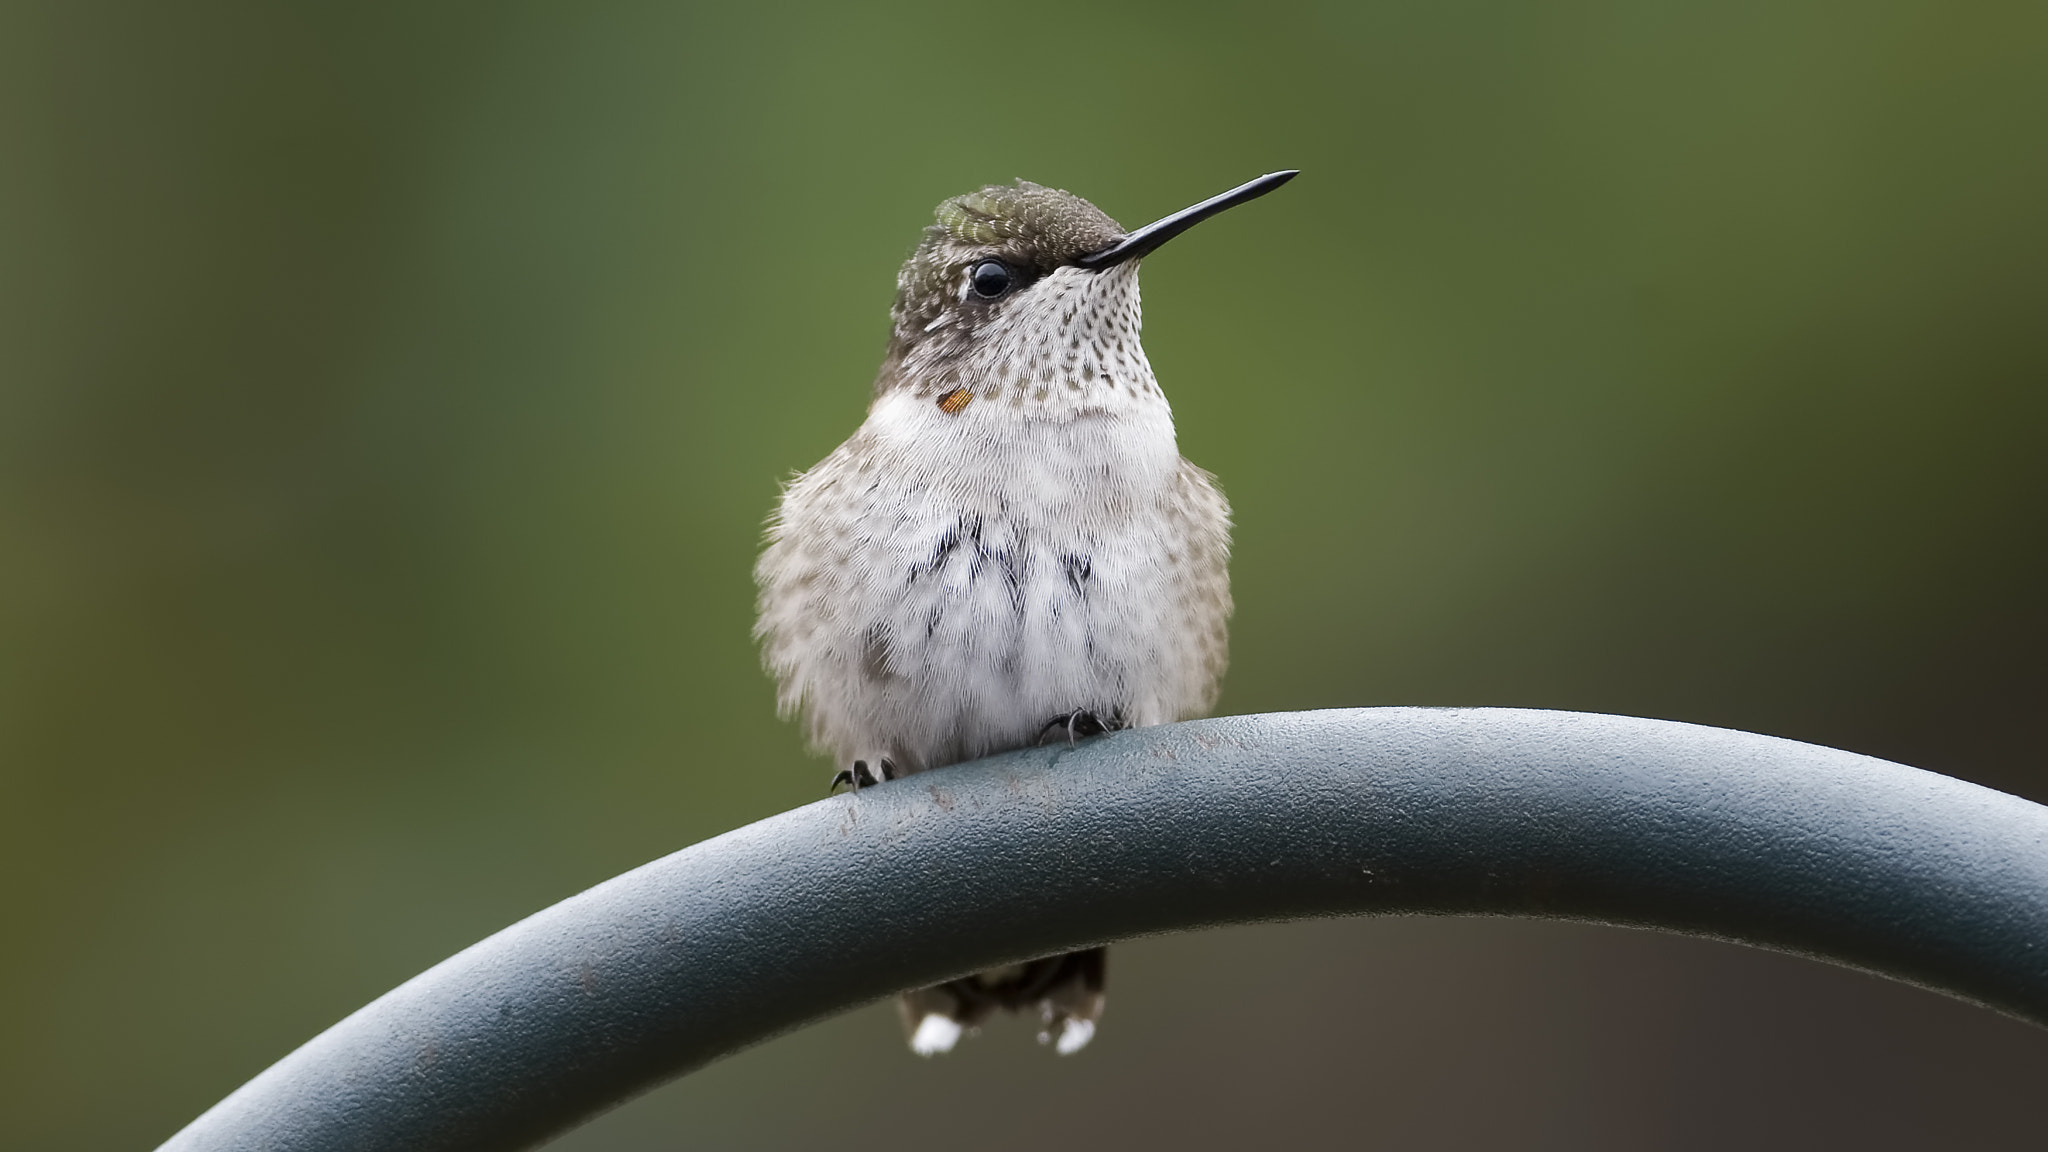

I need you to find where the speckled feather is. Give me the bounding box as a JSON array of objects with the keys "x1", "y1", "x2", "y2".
[
  {"x1": 752, "y1": 180, "x2": 1234, "y2": 1052},
  {"x1": 755, "y1": 182, "x2": 1231, "y2": 774}
]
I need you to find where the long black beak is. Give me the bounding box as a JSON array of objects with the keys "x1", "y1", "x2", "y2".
[{"x1": 1075, "y1": 170, "x2": 1299, "y2": 270}]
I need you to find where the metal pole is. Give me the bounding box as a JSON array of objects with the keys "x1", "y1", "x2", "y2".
[{"x1": 159, "y1": 708, "x2": 2048, "y2": 1151}]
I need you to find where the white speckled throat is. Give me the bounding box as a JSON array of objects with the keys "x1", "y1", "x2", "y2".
[{"x1": 891, "y1": 263, "x2": 1160, "y2": 421}]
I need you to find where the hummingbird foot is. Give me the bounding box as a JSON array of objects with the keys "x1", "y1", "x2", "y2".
[
  {"x1": 828, "y1": 758, "x2": 894, "y2": 794},
  {"x1": 1037, "y1": 709, "x2": 1123, "y2": 747}
]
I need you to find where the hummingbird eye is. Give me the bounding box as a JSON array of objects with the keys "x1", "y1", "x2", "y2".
[{"x1": 969, "y1": 260, "x2": 1013, "y2": 299}]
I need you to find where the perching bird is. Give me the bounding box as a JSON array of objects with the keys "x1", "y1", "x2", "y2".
[{"x1": 754, "y1": 171, "x2": 1296, "y2": 1055}]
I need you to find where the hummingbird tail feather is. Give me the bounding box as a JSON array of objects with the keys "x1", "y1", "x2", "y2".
[{"x1": 896, "y1": 946, "x2": 1107, "y2": 1057}]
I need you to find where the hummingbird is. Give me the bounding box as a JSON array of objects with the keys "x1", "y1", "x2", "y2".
[{"x1": 754, "y1": 170, "x2": 1297, "y2": 1056}]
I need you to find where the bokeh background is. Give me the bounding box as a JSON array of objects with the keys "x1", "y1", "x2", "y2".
[{"x1": 5, "y1": 2, "x2": 2046, "y2": 1148}]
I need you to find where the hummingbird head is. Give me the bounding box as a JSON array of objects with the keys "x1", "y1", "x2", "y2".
[{"x1": 876, "y1": 172, "x2": 1296, "y2": 415}]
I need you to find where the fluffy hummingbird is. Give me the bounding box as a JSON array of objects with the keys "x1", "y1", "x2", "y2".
[{"x1": 754, "y1": 170, "x2": 1297, "y2": 1056}]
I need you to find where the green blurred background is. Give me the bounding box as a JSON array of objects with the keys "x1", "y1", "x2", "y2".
[{"x1": 4, "y1": 2, "x2": 2045, "y2": 1148}]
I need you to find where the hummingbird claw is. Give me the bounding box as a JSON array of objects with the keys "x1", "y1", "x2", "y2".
[
  {"x1": 1037, "y1": 710, "x2": 1118, "y2": 747},
  {"x1": 830, "y1": 759, "x2": 888, "y2": 793}
]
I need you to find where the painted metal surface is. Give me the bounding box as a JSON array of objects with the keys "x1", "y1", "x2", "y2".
[{"x1": 160, "y1": 708, "x2": 2048, "y2": 1151}]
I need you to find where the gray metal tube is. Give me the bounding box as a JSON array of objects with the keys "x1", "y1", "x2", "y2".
[{"x1": 159, "y1": 708, "x2": 2048, "y2": 1151}]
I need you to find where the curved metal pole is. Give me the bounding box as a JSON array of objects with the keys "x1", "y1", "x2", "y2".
[{"x1": 160, "y1": 708, "x2": 2048, "y2": 1152}]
